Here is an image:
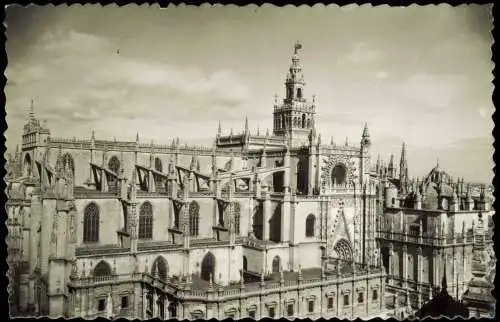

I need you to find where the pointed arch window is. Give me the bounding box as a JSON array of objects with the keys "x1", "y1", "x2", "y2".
[
  {"x1": 306, "y1": 214, "x2": 315, "y2": 237},
  {"x1": 189, "y1": 201, "x2": 200, "y2": 237},
  {"x1": 201, "y1": 252, "x2": 216, "y2": 281},
  {"x1": 23, "y1": 154, "x2": 32, "y2": 177},
  {"x1": 83, "y1": 202, "x2": 100, "y2": 243},
  {"x1": 297, "y1": 88, "x2": 302, "y2": 99},
  {"x1": 139, "y1": 202, "x2": 153, "y2": 239},
  {"x1": 151, "y1": 256, "x2": 168, "y2": 281}
]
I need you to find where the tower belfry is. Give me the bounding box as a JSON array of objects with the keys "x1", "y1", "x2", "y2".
[{"x1": 273, "y1": 41, "x2": 316, "y2": 147}]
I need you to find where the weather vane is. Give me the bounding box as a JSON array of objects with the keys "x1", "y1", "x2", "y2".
[{"x1": 294, "y1": 41, "x2": 302, "y2": 54}]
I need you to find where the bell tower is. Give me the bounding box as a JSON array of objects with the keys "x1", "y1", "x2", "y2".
[{"x1": 273, "y1": 41, "x2": 316, "y2": 147}]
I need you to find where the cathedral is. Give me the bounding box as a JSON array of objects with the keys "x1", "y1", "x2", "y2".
[{"x1": 5, "y1": 42, "x2": 493, "y2": 319}]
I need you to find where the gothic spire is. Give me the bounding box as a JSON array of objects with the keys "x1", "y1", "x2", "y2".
[
  {"x1": 400, "y1": 142, "x2": 407, "y2": 165},
  {"x1": 29, "y1": 98, "x2": 35, "y2": 119},
  {"x1": 217, "y1": 121, "x2": 222, "y2": 137},
  {"x1": 244, "y1": 116, "x2": 249, "y2": 134},
  {"x1": 362, "y1": 122, "x2": 370, "y2": 138}
]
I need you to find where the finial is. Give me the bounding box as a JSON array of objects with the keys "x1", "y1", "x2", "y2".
[
  {"x1": 362, "y1": 122, "x2": 369, "y2": 138},
  {"x1": 230, "y1": 128, "x2": 233, "y2": 136},
  {"x1": 436, "y1": 158, "x2": 440, "y2": 168},
  {"x1": 345, "y1": 137, "x2": 348, "y2": 146},
  {"x1": 330, "y1": 136, "x2": 334, "y2": 146},
  {"x1": 217, "y1": 121, "x2": 222, "y2": 136},
  {"x1": 274, "y1": 94, "x2": 278, "y2": 105},
  {"x1": 257, "y1": 126, "x2": 260, "y2": 136},
  {"x1": 136, "y1": 132, "x2": 139, "y2": 142},
  {"x1": 244, "y1": 117, "x2": 249, "y2": 134},
  {"x1": 266, "y1": 128, "x2": 269, "y2": 137},
  {"x1": 312, "y1": 94, "x2": 316, "y2": 104}
]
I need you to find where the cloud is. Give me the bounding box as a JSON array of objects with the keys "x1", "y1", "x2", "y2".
[{"x1": 6, "y1": 28, "x2": 250, "y2": 130}]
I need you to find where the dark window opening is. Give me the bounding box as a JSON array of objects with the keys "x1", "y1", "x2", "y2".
[
  {"x1": 249, "y1": 310, "x2": 256, "y2": 319},
  {"x1": 297, "y1": 88, "x2": 302, "y2": 99},
  {"x1": 372, "y1": 289, "x2": 378, "y2": 301},
  {"x1": 308, "y1": 301, "x2": 314, "y2": 313},
  {"x1": 328, "y1": 297, "x2": 334, "y2": 309},
  {"x1": 121, "y1": 296, "x2": 129, "y2": 309},
  {"x1": 343, "y1": 294, "x2": 350, "y2": 306},
  {"x1": 169, "y1": 304, "x2": 177, "y2": 318},
  {"x1": 305, "y1": 214, "x2": 315, "y2": 237},
  {"x1": 83, "y1": 203, "x2": 100, "y2": 243},
  {"x1": 98, "y1": 299, "x2": 106, "y2": 312},
  {"x1": 331, "y1": 164, "x2": 347, "y2": 186},
  {"x1": 287, "y1": 303, "x2": 294, "y2": 316},
  {"x1": 139, "y1": 201, "x2": 153, "y2": 239},
  {"x1": 268, "y1": 307, "x2": 275, "y2": 318},
  {"x1": 301, "y1": 114, "x2": 306, "y2": 128},
  {"x1": 358, "y1": 292, "x2": 364, "y2": 304}
]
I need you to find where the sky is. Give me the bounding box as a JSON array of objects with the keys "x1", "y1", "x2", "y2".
[{"x1": 5, "y1": 4, "x2": 494, "y2": 183}]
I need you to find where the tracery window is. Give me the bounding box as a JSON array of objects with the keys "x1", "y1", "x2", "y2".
[
  {"x1": 305, "y1": 214, "x2": 315, "y2": 237},
  {"x1": 139, "y1": 202, "x2": 153, "y2": 239},
  {"x1": 83, "y1": 202, "x2": 100, "y2": 243},
  {"x1": 189, "y1": 201, "x2": 200, "y2": 237}
]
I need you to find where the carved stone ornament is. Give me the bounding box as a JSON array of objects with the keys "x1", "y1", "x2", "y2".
[{"x1": 320, "y1": 153, "x2": 358, "y2": 193}]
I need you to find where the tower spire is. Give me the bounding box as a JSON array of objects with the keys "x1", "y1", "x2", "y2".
[
  {"x1": 244, "y1": 116, "x2": 249, "y2": 134},
  {"x1": 29, "y1": 98, "x2": 35, "y2": 119}
]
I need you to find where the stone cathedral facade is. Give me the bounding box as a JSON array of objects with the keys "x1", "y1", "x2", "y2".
[{"x1": 5, "y1": 42, "x2": 493, "y2": 320}]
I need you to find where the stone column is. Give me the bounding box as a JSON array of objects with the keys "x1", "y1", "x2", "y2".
[
  {"x1": 388, "y1": 243, "x2": 394, "y2": 285},
  {"x1": 281, "y1": 192, "x2": 291, "y2": 243},
  {"x1": 263, "y1": 191, "x2": 271, "y2": 241},
  {"x1": 248, "y1": 197, "x2": 255, "y2": 237},
  {"x1": 433, "y1": 249, "x2": 440, "y2": 294},
  {"x1": 402, "y1": 244, "x2": 408, "y2": 288},
  {"x1": 416, "y1": 246, "x2": 423, "y2": 307}
]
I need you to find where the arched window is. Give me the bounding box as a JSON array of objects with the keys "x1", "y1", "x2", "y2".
[
  {"x1": 189, "y1": 201, "x2": 200, "y2": 237},
  {"x1": 93, "y1": 260, "x2": 112, "y2": 277},
  {"x1": 151, "y1": 256, "x2": 168, "y2": 281},
  {"x1": 301, "y1": 114, "x2": 306, "y2": 128},
  {"x1": 272, "y1": 256, "x2": 281, "y2": 273},
  {"x1": 331, "y1": 164, "x2": 347, "y2": 186},
  {"x1": 83, "y1": 203, "x2": 100, "y2": 242},
  {"x1": 297, "y1": 88, "x2": 302, "y2": 99},
  {"x1": 281, "y1": 116, "x2": 285, "y2": 129},
  {"x1": 233, "y1": 202, "x2": 241, "y2": 234},
  {"x1": 154, "y1": 157, "x2": 163, "y2": 172},
  {"x1": 306, "y1": 214, "x2": 315, "y2": 237},
  {"x1": 108, "y1": 156, "x2": 121, "y2": 173},
  {"x1": 139, "y1": 202, "x2": 153, "y2": 239},
  {"x1": 243, "y1": 256, "x2": 248, "y2": 272},
  {"x1": 23, "y1": 154, "x2": 32, "y2": 177},
  {"x1": 333, "y1": 238, "x2": 353, "y2": 261},
  {"x1": 201, "y1": 252, "x2": 216, "y2": 281}
]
